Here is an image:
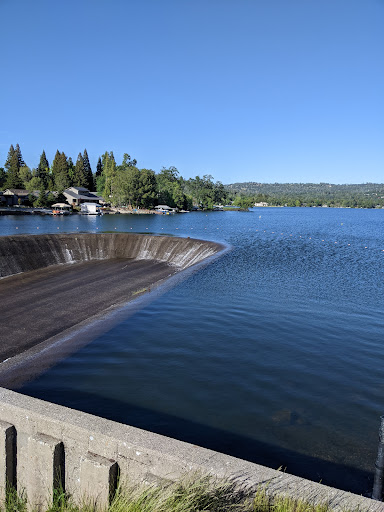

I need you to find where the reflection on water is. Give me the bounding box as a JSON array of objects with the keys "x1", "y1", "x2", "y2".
[{"x1": 2, "y1": 208, "x2": 384, "y2": 495}]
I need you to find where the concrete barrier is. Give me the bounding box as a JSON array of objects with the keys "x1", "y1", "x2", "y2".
[
  {"x1": 0, "y1": 388, "x2": 382, "y2": 511},
  {"x1": 0, "y1": 233, "x2": 224, "y2": 277}
]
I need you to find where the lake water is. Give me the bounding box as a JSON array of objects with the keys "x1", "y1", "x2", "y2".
[{"x1": 1, "y1": 207, "x2": 384, "y2": 495}]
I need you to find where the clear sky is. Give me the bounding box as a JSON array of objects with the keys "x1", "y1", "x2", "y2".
[{"x1": 1, "y1": 0, "x2": 383, "y2": 184}]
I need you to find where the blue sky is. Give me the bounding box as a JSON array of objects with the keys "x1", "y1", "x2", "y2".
[{"x1": 1, "y1": 0, "x2": 383, "y2": 184}]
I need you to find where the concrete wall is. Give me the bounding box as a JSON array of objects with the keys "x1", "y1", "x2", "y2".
[
  {"x1": 0, "y1": 233, "x2": 224, "y2": 278},
  {"x1": 0, "y1": 388, "x2": 382, "y2": 511}
]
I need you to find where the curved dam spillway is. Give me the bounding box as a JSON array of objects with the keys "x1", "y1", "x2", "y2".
[{"x1": 0, "y1": 233, "x2": 225, "y2": 366}]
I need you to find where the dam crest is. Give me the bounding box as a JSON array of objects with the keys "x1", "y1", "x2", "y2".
[{"x1": 0, "y1": 232, "x2": 224, "y2": 278}]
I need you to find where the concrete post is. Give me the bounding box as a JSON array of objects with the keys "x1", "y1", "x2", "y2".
[
  {"x1": 80, "y1": 452, "x2": 118, "y2": 510},
  {"x1": 373, "y1": 415, "x2": 384, "y2": 501},
  {"x1": 0, "y1": 421, "x2": 16, "y2": 505},
  {"x1": 26, "y1": 433, "x2": 65, "y2": 512}
]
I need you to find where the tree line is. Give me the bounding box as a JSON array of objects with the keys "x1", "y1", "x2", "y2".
[
  {"x1": 227, "y1": 182, "x2": 384, "y2": 209},
  {"x1": 0, "y1": 144, "x2": 230, "y2": 210}
]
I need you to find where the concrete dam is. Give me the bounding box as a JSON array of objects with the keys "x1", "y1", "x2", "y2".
[
  {"x1": 0, "y1": 233, "x2": 225, "y2": 364},
  {"x1": 0, "y1": 232, "x2": 224, "y2": 277},
  {"x1": 0, "y1": 233, "x2": 381, "y2": 511}
]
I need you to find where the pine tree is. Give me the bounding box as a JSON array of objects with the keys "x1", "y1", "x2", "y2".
[
  {"x1": 4, "y1": 145, "x2": 15, "y2": 172},
  {"x1": 4, "y1": 152, "x2": 23, "y2": 189},
  {"x1": 51, "y1": 150, "x2": 70, "y2": 191},
  {"x1": 0, "y1": 168, "x2": 5, "y2": 189},
  {"x1": 14, "y1": 144, "x2": 26, "y2": 167},
  {"x1": 51, "y1": 150, "x2": 61, "y2": 182},
  {"x1": 73, "y1": 153, "x2": 86, "y2": 187},
  {"x1": 95, "y1": 157, "x2": 105, "y2": 196},
  {"x1": 36, "y1": 150, "x2": 50, "y2": 188},
  {"x1": 82, "y1": 149, "x2": 94, "y2": 190},
  {"x1": 96, "y1": 157, "x2": 103, "y2": 177},
  {"x1": 67, "y1": 157, "x2": 75, "y2": 186}
]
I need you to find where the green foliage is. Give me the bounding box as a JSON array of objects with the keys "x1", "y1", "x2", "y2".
[
  {"x1": 184, "y1": 174, "x2": 228, "y2": 209},
  {"x1": 96, "y1": 157, "x2": 103, "y2": 177},
  {"x1": 82, "y1": 149, "x2": 94, "y2": 190},
  {"x1": 138, "y1": 168, "x2": 157, "y2": 208},
  {"x1": 0, "y1": 476, "x2": 345, "y2": 512},
  {"x1": 102, "y1": 151, "x2": 117, "y2": 201},
  {"x1": 227, "y1": 182, "x2": 384, "y2": 209},
  {"x1": 2, "y1": 484, "x2": 27, "y2": 512},
  {"x1": 4, "y1": 145, "x2": 15, "y2": 172},
  {"x1": 233, "y1": 195, "x2": 255, "y2": 210},
  {"x1": 157, "y1": 166, "x2": 180, "y2": 206},
  {"x1": 33, "y1": 182, "x2": 48, "y2": 207},
  {"x1": 73, "y1": 153, "x2": 86, "y2": 187},
  {"x1": 36, "y1": 150, "x2": 50, "y2": 188},
  {"x1": 4, "y1": 151, "x2": 23, "y2": 189},
  {"x1": 51, "y1": 150, "x2": 70, "y2": 192},
  {"x1": 19, "y1": 166, "x2": 32, "y2": 188},
  {"x1": 0, "y1": 167, "x2": 5, "y2": 188}
]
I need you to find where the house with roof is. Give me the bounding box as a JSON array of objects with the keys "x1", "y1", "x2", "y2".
[
  {"x1": 63, "y1": 187, "x2": 103, "y2": 207},
  {"x1": 154, "y1": 204, "x2": 176, "y2": 214},
  {"x1": 3, "y1": 189, "x2": 31, "y2": 206}
]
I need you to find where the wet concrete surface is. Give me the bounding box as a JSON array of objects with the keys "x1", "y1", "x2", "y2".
[{"x1": 0, "y1": 259, "x2": 176, "y2": 361}]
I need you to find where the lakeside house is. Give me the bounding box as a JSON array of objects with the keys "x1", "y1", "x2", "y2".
[
  {"x1": 2, "y1": 189, "x2": 31, "y2": 206},
  {"x1": 63, "y1": 187, "x2": 103, "y2": 207}
]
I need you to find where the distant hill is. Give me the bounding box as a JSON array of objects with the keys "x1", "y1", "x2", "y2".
[
  {"x1": 225, "y1": 182, "x2": 384, "y2": 196},
  {"x1": 224, "y1": 182, "x2": 384, "y2": 208}
]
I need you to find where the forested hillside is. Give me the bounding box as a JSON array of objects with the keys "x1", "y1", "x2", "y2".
[{"x1": 225, "y1": 182, "x2": 384, "y2": 208}]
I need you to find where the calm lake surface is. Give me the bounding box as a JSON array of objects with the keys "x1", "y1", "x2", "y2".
[{"x1": 1, "y1": 208, "x2": 384, "y2": 494}]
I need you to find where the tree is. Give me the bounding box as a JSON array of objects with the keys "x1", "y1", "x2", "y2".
[
  {"x1": 0, "y1": 168, "x2": 5, "y2": 188},
  {"x1": 73, "y1": 153, "x2": 86, "y2": 187},
  {"x1": 19, "y1": 166, "x2": 32, "y2": 188},
  {"x1": 186, "y1": 175, "x2": 216, "y2": 209},
  {"x1": 121, "y1": 153, "x2": 137, "y2": 168},
  {"x1": 95, "y1": 157, "x2": 104, "y2": 195},
  {"x1": 34, "y1": 181, "x2": 48, "y2": 207},
  {"x1": 116, "y1": 166, "x2": 141, "y2": 207},
  {"x1": 83, "y1": 148, "x2": 94, "y2": 190},
  {"x1": 102, "y1": 151, "x2": 117, "y2": 201},
  {"x1": 3, "y1": 143, "x2": 27, "y2": 189},
  {"x1": 26, "y1": 176, "x2": 44, "y2": 192},
  {"x1": 138, "y1": 169, "x2": 157, "y2": 208},
  {"x1": 67, "y1": 157, "x2": 75, "y2": 186},
  {"x1": 157, "y1": 166, "x2": 180, "y2": 206},
  {"x1": 96, "y1": 157, "x2": 103, "y2": 177},
  {"x1": 233, "y1": 195, "x2": 255, "y2": 209},
  {"x1": 4, "y1": 144, "x2": 15, "y2": 172},
  {"x1": 51, "y1": 150, "x2": 70, "y2": 191},
  {"x1": 14, "y1": 144, "x2": 25, "y2": 167},
  {"x1": 4, "y1": 151, "x2": 23, "y2": 188},
  {"x1": 36, "y1": 150, "x2": 50, "y2": 188}
]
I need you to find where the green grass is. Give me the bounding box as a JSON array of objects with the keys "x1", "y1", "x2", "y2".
[{"x1": 0, "y1": 474, "x2": 350, "y2": 512}]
